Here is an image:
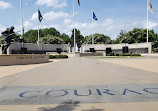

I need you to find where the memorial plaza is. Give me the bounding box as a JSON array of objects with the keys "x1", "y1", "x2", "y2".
[
  {"x1": 0, "y1": 54, "x2": 158, "y2": 111},
  {"x1": 1, "y1": 0, "x2": 158, "y2": 111}
]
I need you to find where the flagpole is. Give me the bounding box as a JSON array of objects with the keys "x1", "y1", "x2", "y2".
[
  {"x1": 92, "y1": 8, "x2": 94, "y2": 45},
  {"x1": 73, "y1": 0, "x2": 76, "y2": 52},
  {"x1": 147, "y1": 0, "x2": 149, "y2": 43},
  {"x1": 20, "y1": 0, "x2": 24, "y2": 53},
  {"x1": 38, "y1": 6, "x2": 40, "y2": 42},
  {"x1": 20, "y1": 0, "x2": 24, "y2": 37}
]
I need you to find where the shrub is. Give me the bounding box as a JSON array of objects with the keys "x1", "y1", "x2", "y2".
[
  {"x1": 131, "y1": 54, "x2": 141, "y2": 56},
  {"x1": 106, "y1": 53, "x2": 115, "y2": 56},
  {"x1": 49, "y1": 55, "x2": 56, "y2": 59},
  {"x1": 49, "y1": 55, "x2": 68, "y2": 59},
  {"x1": 120, "y1": 54, "x2": 141, "y2": 56}
]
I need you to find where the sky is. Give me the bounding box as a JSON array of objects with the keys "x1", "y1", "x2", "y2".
[{"x1": 0, "y1": 0, "x2": 158, "y2": 39}]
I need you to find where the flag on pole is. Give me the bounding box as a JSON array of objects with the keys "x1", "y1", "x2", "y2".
[
  {"x1": 93, "y1": 12, "x2": 98, "y2": 21},
  {"x1": 38, "y1": 9, "x2": 43, "y2": 22},
  {"x1": 148, "y1": 0, "x2": 153, "y2": 13},
  {"x1": 78, "y1": 0, "x2": 80, "y2": 6}
]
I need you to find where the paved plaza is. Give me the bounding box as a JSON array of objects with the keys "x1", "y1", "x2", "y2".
[{"x1": 0, "y1": 56, "x2": 158, "y2": 111}]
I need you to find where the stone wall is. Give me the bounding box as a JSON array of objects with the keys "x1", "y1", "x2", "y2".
[
  {"x1": 0, "y1": 54, "x2": 49, "y2": 66},
  {"x1": 75, "y1": 52, "x2": 104, "y2": 57},
  {"x1": 82, "y1": 42, "x2": 152, "y2": 54},
  {"x1": 0, "y1": 46, "x2": 2, "y2": 55},
  {"x1": 3, "y1": 42, "x2": 70, "y2": 54}
]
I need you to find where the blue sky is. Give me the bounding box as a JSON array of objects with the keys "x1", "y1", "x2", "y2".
[{"x1": 0, "y1": 0, "x2": 158, "y2": 39}]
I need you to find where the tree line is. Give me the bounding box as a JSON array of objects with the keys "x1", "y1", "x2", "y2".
[{"x1": 0, "y1": 27, "x2": 158, "y2": 48}]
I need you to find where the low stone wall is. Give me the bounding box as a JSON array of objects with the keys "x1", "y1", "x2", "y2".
[
  {"x1": 82, "y1": 42, "x2": 152, "y2": 54},
  {"x1": 112, "y1": 48, "x2": 148, "y2": 54},
  {"x1": 75, "y1": 52, "x2": 103, "y2": 57},
  {"x1": 0, "y1": 55, "x2": 49, "y2": 66},
  {"x1": 1, "y1": 42, "x2": 70, "y2": 54},
  {"x1": 0, "y1": 47, "x2": 2, "y2": 55}
]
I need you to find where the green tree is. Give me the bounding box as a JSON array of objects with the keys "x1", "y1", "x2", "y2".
[
  {"x1": 114, "y1": 28, "x2": 158, "y2": 47},
  {"x1": 84, "y1": 33, "x2": 112, "y2": 44},
  {"x1": 59, "y1": 33, "x2": 71, "y2": 44},
  {"x1": 24, "y1": 27, "x2": 65, "y2": 44},
  {"x1": 114, "y1": 30, "x2": 126, "y2": 44},
  {"x1": 24, "y1": 29, "x2": 38, "y2": 43},
  {"x1": 41, "y1": 28, "x2": 60, "y2": 37},
  {"x1": 71, "y1": 28, "x2": 84, "y2": 47},
  {"x1": 40, "y1": 35, "x2": 64, "y2": 44}
]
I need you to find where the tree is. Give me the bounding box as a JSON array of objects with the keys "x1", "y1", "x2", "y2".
[
  {"x1": 84, "y1": 33, "x2": 112, "y2": 44},
  {"x1": 40, "y1": 35, "x2": 64, "y2": 44},
  {"x1": 114, "y1": 28, "x2": 158, "y2": 47},
  {"x1": 24, "y1": 27, "x2": 72, "y2": 44},
  {"x1": 41, "y1": 28, "x2": 60, "y2": 37},
  {"x1": 114, "y1": 30, "x2": 126, "y2": 44},
  {"x1": 24, "y1": 29, "x2": 38, "y2": 43},
  {"x1": 59, "y1": 33, "x2": 71, "y2": 44},
  {"x1": 71, "y1": 28, "x2": 84, "y2": 48}
]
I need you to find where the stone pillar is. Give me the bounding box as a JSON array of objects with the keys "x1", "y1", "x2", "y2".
[
  {"x1": 69, "y1": 47, "x2": 71, "y2": 53},
  {"x1": 76, "y1": 44, "x2": 78, "y2": 52},
  {"x1": 72, "y1": 47, "x2": 75, "y2": 53},
  {"x1": 80, "y1": 48, "x2": 82, "y2": 53},
  {"x1": 37, "y1": 40, "x2": 43, "y2": 50},
  {"x1": 82, "y1": 47, "x2": 85, "y2": 53},
  {"x1": 148, "y1": 42, "x2": 152, "y2": 53}
]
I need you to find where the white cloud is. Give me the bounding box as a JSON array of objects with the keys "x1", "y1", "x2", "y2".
[
  {"x1": 76, "y1": 23, "x2": 90, "y2": 29},
  {"x1": 142, "y1": 21, "x2": 158, "y2": 29},
  {"x1": 13, "y1": 21, "x2": 33, "y2": 34},
  {"x1": 133, "y1": 22, "x2": 138, "y2": 26},
  {"x1": 24, "y1": 21, "x2": 32, "y2": 27},
  {"x1": 102, "y1": 18, "x2": 114, "y2": 27},
  {"x1": 64, "y1": 19, "x2": 72, "y2": 24},
  {"x1": 44, "y1": 11, "x2": 69, "y2": 21},
  {"x1": 111, "y1": 34, "x2": 118, "y2": 39},
  {"x1": 105, "y1": 24, "x2": 121, "y2": 32},
  {"x1": 14, "y1": 25, "x2": 22, "y2": 34},
  {"x1": 0, "y1": 24, "x2": 6, "y2": 31},
  {"x1": 0, "y1": 1, "x2": 12, "y2": 9},
  {"x1": 30, "y1": 12, "x2": 38, "y2": 21},
  {"x1": 148, "y1": 22, "x2": 158, "y2": 29},
  {"x1": 24, "y1": 21, "x2": 33, "y2": 31},
  {"x1": 30, "y1": 11, "x2": 69, "y2": 21},
  {"x1": 36, "y1": 0, "x2": 67, "y2": 8}
]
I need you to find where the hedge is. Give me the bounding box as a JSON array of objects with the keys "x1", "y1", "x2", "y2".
[
  {"x1": 49, "y1": 55, "x2": 69, "y2": 59},
  {"x1": 119, "y1": 54, "x2": 141, "y2": 56}
]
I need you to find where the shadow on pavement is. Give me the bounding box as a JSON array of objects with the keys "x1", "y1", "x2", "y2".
[
  {"x1": 38, "y1": 101, "x2": 104, "y2": 111},
  {"x1": 38, "y1": 101, "x2": 80, "y2": 111},
  {"x1": 82, "y1": 108, "x2": 104, "y2": 111}
]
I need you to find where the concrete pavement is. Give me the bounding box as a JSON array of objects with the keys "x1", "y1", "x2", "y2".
[{"x1": 0, "y1": 57, "x2": 158, "y2": 110}]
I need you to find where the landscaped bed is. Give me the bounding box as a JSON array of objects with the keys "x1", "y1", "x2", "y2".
[{"x1": 49, "y1": 55, "x2": 69, "y2": 59}]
